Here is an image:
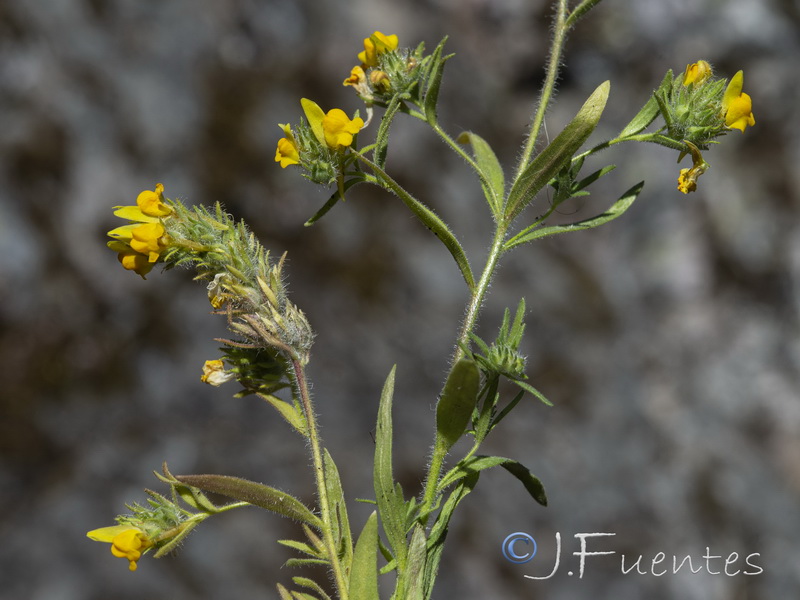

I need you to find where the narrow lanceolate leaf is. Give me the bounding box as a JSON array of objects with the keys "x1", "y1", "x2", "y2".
[
  {"x1": 505, "y1": 81, "x2": 610, "y2": 223},
  {"x1": 359, "y1": 153, "x2": 475, "y2": 290},
  {"x1": 348, "y1": 511, "x2": 380, "y2": 600},
  {"x1": 292, "y1": 577, "x2": 331, "y2": 600},
  {"x1": 257, "y1": 393, "x2": 308, "y2": 437},
  {"x1": 435, "y1": 358, "x2": 481, "y2": 453},
  {"x1": 424, "y1": 474, "x2": 478, "y2": 600},
  {"x1": 457, "y1": 131, "x2": 505, "y2": 218},
  {"x1": 304, "y1": 179, "x2": 365, "y2": 226},
  {"x1": 423, "y1": 38, "x2": 450, "y2": 124},
  {"x1": 437, "y1": 455, "x2": 547, "y2": 506},
  {"x1": 399, "y1": 525, "x2": 427, "y2": 600},
  {"x1": 174, "y1": 474, "x2": 323, "y2": 529},
  {"x1": 373, "y1": 366, "x2": 408, "y2": 570},
  {"x1": 324, "y1": 449, "x2": 353, "y2": 574},
  {"x1": 374, "y1": 95, "x2": 404, "y2": 168},
  {"x1": 503, "y1": 181, "x2": 645, "y2": 251},
  {"x1": 619, "y1": 70, "x2": 672, "y2": 137}
]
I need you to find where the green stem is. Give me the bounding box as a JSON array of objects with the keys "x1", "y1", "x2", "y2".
[
  {"x1": 291, "y1": 357, "x2": 349, "y2": 600},
  {"x1": 418, "y1": 220, "x2": 508, "y2": 519},
  {"x1": 514, "y1": 0, "x2": 569, "y2": 181},
  {"x1": 572, "y1": 133, "x2": 654, "y2": 162},
  {"x1": 565, "y1": 0, "x2": 606, "y2": 29},
  {"x1": 455, "y1": 222, "x2": 508, "y2": 358}
]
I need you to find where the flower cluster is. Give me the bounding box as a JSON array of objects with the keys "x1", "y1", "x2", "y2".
[
  {"x1": 651, "y1": 61, "x2": 755, "y2": 194},
  {"x1": 343, "y1": 31, "x2": 399, "y2": 100},
  {"x1": 107, "y1": 184, "x2": 173, "y2": 278},
  {"x1": 342, "y1": 31, "x2": 431, "y2": 107},
  {"x1": 274, "y1": 98, "x2": 364, "y2": 185}
]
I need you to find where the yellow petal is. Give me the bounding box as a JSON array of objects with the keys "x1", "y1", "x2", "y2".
[
  {"x1": 129, "y1": 222, "x2": 167, "y2": 261},
  {"x1": 87, "y1": 524, "x2": 133, "y2": 542},
  {"x1": 118, "y1": 251, "x2": 155, "y2": 278},
  {"x1": 275, "y1": 137, "x2": 300, "y2": 168},
  {"x1": 725, "y1": 93, "x2": 755, "y2": 132},
  {"x1": 343, "y1": 65, "x2": 366, "y2": 87},
  {"x1": 322, "y1": 109, "x2": 364, "y2": 149},
  {"x1": 107, "y1": 223, "x2": 139, "y2": 241},
  {"x1": 112, "y1": 205, "x2": 159, "y2": 223},
  {"x1": 683, "y1": 60, "x2": 712, "y2": 86},
  {"x1": 136, "y1": 184, "x2": 172, "y2": 217},
  {"x1": 301, "y1": 98, "x2": 327, "y2": 147},
  {"x1": 358, "y1": 31, "x2": 398, "y2": 67},
  {"x1": 722, "y1": 71, "x2": 744, "y2": 108}
]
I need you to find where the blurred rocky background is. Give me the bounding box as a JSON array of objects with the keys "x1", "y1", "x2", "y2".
[{"x1": 1, "y1": 0, "x2": 798, "y2": 599}]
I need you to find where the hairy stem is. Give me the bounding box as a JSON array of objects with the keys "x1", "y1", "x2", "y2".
[
  {"x1": 419, "y1": 220, "x2": 508, "y2": 518},
  {"x1": 514, "y1": 0, "x2": 569, "y2": 181},
  {"x1": 291, "y1": 357, "x2": 349, "y2": 599}
]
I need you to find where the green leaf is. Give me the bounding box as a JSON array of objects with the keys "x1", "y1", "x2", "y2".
[
  {"x1": 174, "y1": 474, "x2": 323, "y2": 529},
  {"x1": 435, "y1": 358, "x2": 481, "y2": 452},
  {"x1": 152, "y1": 519, "x2": 202, "y2": 558},
  {"x1": 510, "y1": 378, "x2": 552, "y2": 407},
  {"x1": 292, "y1": 577, "x2": 331, "y2": 600},
  {"x1": 503, "y1": 181, "x2": 645, "y2": 251},
  {"x1": 437, "y1": 455, "x2": 547, "y2": 507},
  {"x1": 257, "y1": 393, "x2": 308, "y2": 437},
  {"x1": 373, "y1": 366, "x2": 408, "y2": 570},
  {"x1": 457, "y1": 131, "x2": 505, "y2": 218},
  {"x1": 304, "y1": 179, "x2": 364, "y2": 226},
  {"x1": 157, "y1": 463, "x2": 220, "y2": 514},
  {"x1": 399, "y1": 525, "x2": 427, "y2": 600},
  {"x1": 278, "y1": 539, "x2": 324, "y2": 558},
  {"x1": 500, "y1": 460, "x2": 548, "y2": 506},
  {"x1": 571, "y1": 164, "x2": 616, "y2": 194},
  {"x1": 505, "y1": 81, "x2": 610, "y2": 222},
  {"x1": 324, "y1": 449, "x2": 353, "y2": 573},
  {"x1": 277, "y1": 584, "x2": 294, "y2": 600},
  {"x1": 285, "y1": 558, "x2": 329, "y2": 568},
  {"x1": 348, "y1": 511, "x2": 380, "y2": 600},
  {"x1": 619, "y1": 70, "x2": 672, "y2": 137},
  {"x1": 423, "y1": 38, "x2": 450, "y2": 124},
  {"x1": 375, "y1": 95, "x2": 404, "y2": 168},
  {"x1": 357, "y1": 153, "x2": 475, "y2": 290},
  {"x1": 424, "y1": 474, "x2": 478, "y2": 599}
]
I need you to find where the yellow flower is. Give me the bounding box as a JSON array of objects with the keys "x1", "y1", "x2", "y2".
[
  {"x1": 112, "y1": 244, "x2": 156, "y2": 277},
  {"x1": 201, "y1": 359, "x2": 236, "y2": 386},
  {"x1": 677, "y1": 140, "x2": 709, "y2": 194},
  {"x1": 322, "y1": 109, "x2": 364, "y2": 149},
  {"x1": 130, "y1": 222, "x2": 168, "y2": 261},
  {"x1": 357, "y1": 31, "x2": 398, "y2": 67},
  {"x1": 343, "y1": 65, "x2": 367, "y2": 87},
  {"x1": 275, "y1": 136, "x2": 300, "y2": 168},
  {"x1": 682, "y1": 60, "x2": 712, "y2": 86},
  {"x1": 108, "y1": 185, "x2": 174, "y2": 278},
  {"x1": 722, "y1": 70, "x2": 755, "y2": 132},
  {"x1": 87, "y1": 525, "x2": 152, "y2": 572},
  {"x1": 136, "y1": 183, "x2": 172, "y2": 217},
  {"x1": 108, "y1": 222, "x2": 169, "y2": 263}
]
